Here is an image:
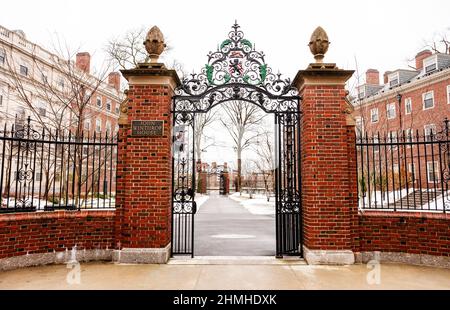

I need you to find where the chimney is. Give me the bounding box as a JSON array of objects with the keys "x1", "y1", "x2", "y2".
[
  {"x1": 365, "y1": 69, "x2": 380, "y2": 85},
  {"x1": 108, "y1": 72, "x2": 121, "y2": 92},
  {"x1": 415, "y1": 50, "x2": 433, "y2": 70},
  {"x1": 76, "y1": 52, "x2": 91, "y2": 74},
  {"x1": 383, "y1": 71, "x2": 393, "y2": 84}
]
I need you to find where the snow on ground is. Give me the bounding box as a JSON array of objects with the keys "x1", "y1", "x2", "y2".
[
  {"x1": 229, "y1": 192, "x2": 275, "y2": 215},
  {"x1": 195, "y1": 194, "x2": 209, "y2": 212}
]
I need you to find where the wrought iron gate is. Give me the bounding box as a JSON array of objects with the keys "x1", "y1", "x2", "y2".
[{"x1": 171, "y1": 22, "x2": 302, "y2": 257}]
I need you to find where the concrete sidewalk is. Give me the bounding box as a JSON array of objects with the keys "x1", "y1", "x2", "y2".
[{"x1": 1, "y1": 260, "x2": 450, "y2": 290}]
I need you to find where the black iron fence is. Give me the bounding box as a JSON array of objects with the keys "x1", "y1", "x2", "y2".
[
  {"x1": 356, "y1": 119, "x2": 450, "y2": 213},
  {"x1": 0, "y1": 117, "x2": 118, "y2": 213}
]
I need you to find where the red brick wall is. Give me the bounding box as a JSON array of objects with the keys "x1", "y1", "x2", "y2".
[
  {"x1": 0, "y1": 211, "x2": 115, "y2": 259},
  {"x1": 116, "y1": 84, "x2": 172, "y2": 249},
  {"x1": 300, "y1": 84, "x2": 358, "y2": 250},
  {"x1": 358, "y1": 211, "x2": 450, "y2": 256},
  {"x1": 355, "y1": 77, "x2": 450, "y2": 135}
]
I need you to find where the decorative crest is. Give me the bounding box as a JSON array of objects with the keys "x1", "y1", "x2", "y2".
[{"x1": 174, "y1": 22, "x2": 299, "y2": 113}]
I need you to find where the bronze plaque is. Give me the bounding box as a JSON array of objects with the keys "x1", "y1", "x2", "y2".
[{"x1": 131, "y1": 120, "x2": 164, "y2": 137}]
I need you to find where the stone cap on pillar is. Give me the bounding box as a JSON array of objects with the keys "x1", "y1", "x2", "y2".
[
  {"x1": 120, "y1": 25, "x2": 181, "y2": 90},
  {"x1": 294, "y1": 26, "x2": 354, "y2": 90}
]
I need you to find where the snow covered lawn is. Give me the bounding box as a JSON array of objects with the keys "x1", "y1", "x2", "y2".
[{"x1": 229, "y1": 192, "x2": 275, "y2": 215}]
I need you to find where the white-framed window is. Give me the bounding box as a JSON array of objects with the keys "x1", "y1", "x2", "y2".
[
  {"x1": 373, "y1": 135, "x2": 380, "y2": 152},
  {"x1": 57, "y1": 77, "x2": 65, "y2": 89},
  {"x1": 389, "y1": 130, "x2": 398, "y2": 149},
  {"x1": 424, "y1": 57, "x2": 437, "y2": 74},
  {"x1": 405, "y1": 98, "x2": 412, "y2": 115},
  {"x1": 370, "y1": 108, "x2": 379, "y2": 123},
  {"x1": 84, "y1": 90, "x2": 91, "y2": 102},
  {"x1": 41, "y1": 71, "x2": 48, "y2": 84},
  {"x1": 0, "y1": 49, "x2": 5, "y2": 65},
  {"x1": 424, "y1": 124, "x2": 436, "y2": 141},
  {"x1": 96, "y1": 96, "x2": 102, "y2": 108},
  {"x1": 19, "y1": 64, "x2": 28, "y2": 76},
  {"x1": 106, "y1": 121, "x2": 111, "y2": 134},
  {"x1": 427, "y1": 161, "x2": 439, "y2": 183},
  {"x1": 408, "y1": 163, "x2": 416, "y2": 180},
  {"x1": 386, "y1": 103, "x2": 396, "y2": 119},
  {"x1": 115, "y1": 104, "x2": 120, "y2": 114},
  {"x1": 447, "y1": 85, "x2": 450, "y2": 104},
  {"x1": 84, "y1": 120, "x2": 90, "y2": 131},
  {"x1": 37, "y1": 102, "x2": 46, "y2": 117},
  {"x1": 405, "y1": 128, "x2": 413, "y2": 143},
  {"x1": 422, "y1": 91, "x2": 434, "y2": 110},
  {"x1": 96, "y1": 119, "x2": 101, "y2": 132},
  {"x1": 388, "y1": 72, "x2": 399, "y2": 88},
  {"x1": 0, "y1": 92, "x2": 3, "y2": 107},
  {"x1": 106, "y1": 99, "x2": 111, "y2": 111}
]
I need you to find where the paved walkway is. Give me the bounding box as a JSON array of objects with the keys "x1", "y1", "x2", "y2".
[
  {"x1": 1, "y1": 261, "x2": 450, "y2": 290},
  {"x1": 195, "y1": 193, "x2": 275, "y2": 256}
]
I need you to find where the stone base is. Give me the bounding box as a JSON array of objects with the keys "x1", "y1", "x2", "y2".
[
  {"x1": 355, "y1": 251, "x2": 450, "y2": 269},
  {"x1": 303, "y1": 246, "x2": 355, "y2": 265},
  {"x1": 0, "y1": 249, "x2": 113, "y2": 271},
  {"x1": 113, "y1": 244, "x2": 171, "y2": 264}
]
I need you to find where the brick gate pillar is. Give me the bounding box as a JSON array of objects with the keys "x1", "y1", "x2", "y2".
[
  {"x1": 113, "y1": 26, "x2": 180, "y2": 264},
  {"x1": 293, "y1": 27, "x2": 357, "y2": 265}
]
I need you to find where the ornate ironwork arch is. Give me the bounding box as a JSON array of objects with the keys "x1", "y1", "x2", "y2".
[
  {"x1": 171, "y1": 22, "x2": 302, "y2": 258},
  {"x1": 173, "y1": 22, "x2": 300, "y2": 114}
]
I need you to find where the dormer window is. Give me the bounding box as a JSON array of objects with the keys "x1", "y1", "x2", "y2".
[
  {"x1": 388, "y1": 72, "x2": 399, "y2": 87},
  {"x1": 424, "y1": 56, "x2": 437, "y2": 74}
]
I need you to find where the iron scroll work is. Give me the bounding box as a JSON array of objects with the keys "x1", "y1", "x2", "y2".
[{"x1": 171, "y1": 22, "x2": 302, "y2": 257}]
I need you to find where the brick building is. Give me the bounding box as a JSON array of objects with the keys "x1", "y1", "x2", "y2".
[
  {"x1": 0, "y1": 24, "x2": 122, "y2": 134},
  {"x1": 353, "y1": 50, "x2": 450, "y2": 197},
  {"x1": 353, "y1": 50, "x2": 450, "y2": 138}
]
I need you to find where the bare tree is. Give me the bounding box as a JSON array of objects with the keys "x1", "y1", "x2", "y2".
[
  {"x1": 194, "y1": 111, "x2": 218, "y2": 163},
  {"x1": 2, "y1": 39, "x2": 115, "y2": 207},
  {"x1": 252, "y1": 131, "x2": 275, "y2": 199},
  {"x1": 220, "y1": 101, "x2": 265, "y2": 192}
]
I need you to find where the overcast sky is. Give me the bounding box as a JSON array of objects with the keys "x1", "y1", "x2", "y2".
[{"x1": 1, "y1": 0, "x2": 449, "y2": 166}]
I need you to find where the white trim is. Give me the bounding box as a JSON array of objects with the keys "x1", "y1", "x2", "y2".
[
  {"x1": 447, "y1": 85, "x2": 450, "y2": 105},
  {"x1": 370, "y1": 108, "x2": 379, "y2": 123},
  {"x1": 405, "y1": 97, "x2": 412, "y2": 115},
  {"x1": 427, "y1": 161, "x2": 439, "y2": 183},
  {"x1": 386, "y1": 102, "x2": 396, "y2": 120},
  {"x1": 422, "y1": 91, "x2": 434, "y2": 110}
]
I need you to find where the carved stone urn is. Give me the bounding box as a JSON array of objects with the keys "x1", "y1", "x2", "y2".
[
  {"x1": 308, "y1": 26, "x2": 330, "y2": 63},
  {"x1": 144, "y1": 26, "x2": 166, "y2": 63}
]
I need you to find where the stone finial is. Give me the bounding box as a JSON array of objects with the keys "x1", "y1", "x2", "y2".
[
  {"x1": 309, "y1": 26, "x2": 330, "y2": 63},
  {"x1": 144, "y1": 26, "x2": 166, "y2": 63}
]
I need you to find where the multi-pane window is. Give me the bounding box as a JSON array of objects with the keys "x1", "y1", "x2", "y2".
[
  {"x1": 389, "y1": 79, "x2": 399, "y2": 87},
  {"x1": 106, "y1": 121, "x2": 111, "y2": 134},
  {"x1": 386, "y1": 103, "x2": 396, "y2": 119},
  {"x1": 19, "y1": 65, "x2": 28, "y2": 76},
  {"x1": 0, "y1": 49, "x2": 5, "y2": 65},
  {"x1": 424, "y1": 58, "x2": 437, "y2": 73},
  {"x1": 106, "y1": 99, "x2": 111, "y2": 111},
  {"x1": 96, "y1": 96, "x2": 102, "y2": 108},
  {"x1": 427, "y1": 162, "x2": 439, "y2": 183},
  {"x1": 84, "y1": 120, "x2": 90, "y2": 131},
  {"x1": 0, "y1": 93, "x2": 3, "y2": 106},
  {"x1": 38, "y1": 102, "x2": 46, "y2": 117},
  {"x1": 447, "y1": 85, "x2": 450, "y2": 104},
  {"x1": 371, "y1": 108, "x2": 379, "y2": 123},
  {"x1": 57, "y1": 77, "x2": 65, "y2": 89},
  {"x1": 389, "y1": 131, "x2": 398, "y2": 149},
  {"x1": 423, "y1": 91, "x2": 434, "y2": 109},
  {"x1": 405, "y1": 128, "x2": 413, "y2": 143},
  {"x1": 96, "y1": 119, "x2": 101, "y2": 132},
  {"x1": 405, "y1": 98, "x2": 412, "y2": 114},
  {"x1": 41, "y1": 71, "x2": 48, "y2": 84},
  {"x1": 115, "y1": 105, "x2": 119, "y2": 114},
  {"x1": 424, "y1": 124, "x2": 436, "y2": 141}
]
